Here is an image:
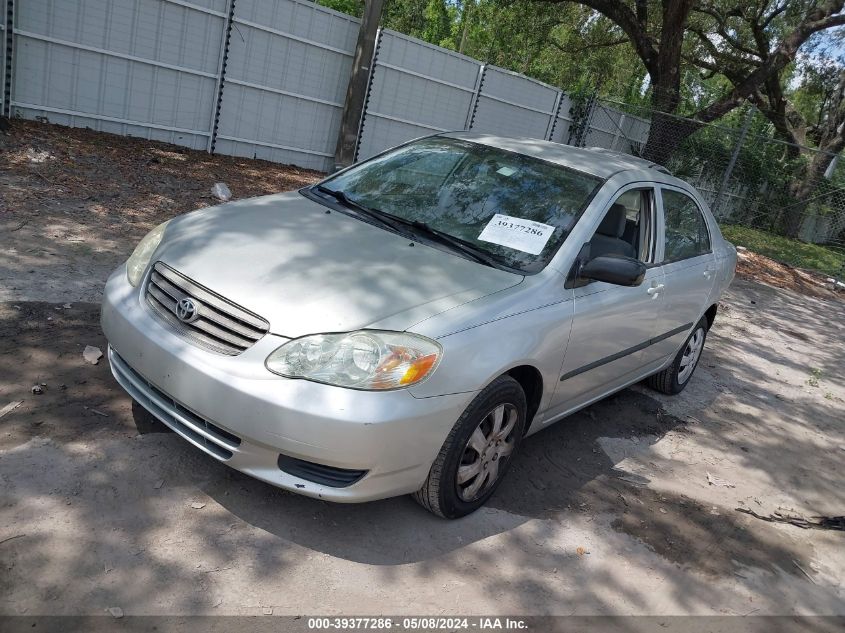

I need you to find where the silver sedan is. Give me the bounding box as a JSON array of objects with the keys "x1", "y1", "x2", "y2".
[{"x1": 101, "y1": 133, "x2": 736, "y2": 518}]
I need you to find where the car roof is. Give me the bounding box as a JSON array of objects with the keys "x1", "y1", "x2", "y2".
[{"x1": 441, "y1": 131, "x2": 670, "y2": 180}]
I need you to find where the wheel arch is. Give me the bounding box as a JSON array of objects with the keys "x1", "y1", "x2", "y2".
[
  {"x1": 704, "y1": 303, "x2": 718, "y2": 330},
  {"x1": 504, "y1": 365, "x2": 543, "y2": 432}
]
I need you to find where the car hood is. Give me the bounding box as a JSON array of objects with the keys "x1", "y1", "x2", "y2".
[{"x1": 155, "y1": 192, "x2": 523, "y2": 338}]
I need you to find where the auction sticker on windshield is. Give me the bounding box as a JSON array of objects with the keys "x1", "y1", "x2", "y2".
[{"x1": 478, "y1": 214, "x2": 555, "y2": 255}]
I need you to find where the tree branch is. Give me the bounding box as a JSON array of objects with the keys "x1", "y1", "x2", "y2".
[
  {"x1": 693, "y1": 0, "x2": 845, "y2": 124},
  {"x1": 684, "y1": 52, "x2": 746, "y2": 84},
  {"x1": 687, "y1": 26, "x2": 763, "y2": 68},
  {"x1": 692, "y1": 3, "x2": 763, "y2": 59},
  {"x1": 548, "y1": 0, "x2": 659, "y2": 77},
  {"x1": 761, "y1": 2, "x2": 788, "y2": 29}
]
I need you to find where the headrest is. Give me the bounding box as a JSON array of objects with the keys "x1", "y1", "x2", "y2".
[{"x1": 597, "y1": 203, "x2": 627, "y2": 238}]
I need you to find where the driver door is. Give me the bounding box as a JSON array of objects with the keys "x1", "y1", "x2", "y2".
[{"x1": 545, "y1": 185, "x2": 664, "y2": 421}]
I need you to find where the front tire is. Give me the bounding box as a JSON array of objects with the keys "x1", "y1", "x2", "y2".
[
  {"x1": 413, "y1": 376, "x2": 526, "y2": 519},
  {"x1": 647, "y1": 317, "x2": 708, "y2": 395}
]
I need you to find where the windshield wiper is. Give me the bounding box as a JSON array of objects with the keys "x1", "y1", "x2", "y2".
[
  {"x1": 313, "y1": 185, "x2": 506, "y2": 270},
  {"x1": 313, "y1": 185, "x2": 407, "y2": 235},
  {"x1": 400, "y1": 219, "x2": 505, "y2": 269}
]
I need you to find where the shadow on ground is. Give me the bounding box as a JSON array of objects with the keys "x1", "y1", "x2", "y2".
[{"x1": 0, "y1": 299, "x2": 834, "y2": 615}]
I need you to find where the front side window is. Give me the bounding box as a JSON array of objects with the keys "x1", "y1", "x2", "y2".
[
  {"x1": 661, "y1": 189, "x2": 711, "y2": 262},
  {"x1": 587, "y1": 188, "x2": 656, "y2": 264},
  {"x1": 315, "y1": 137, "x2": 603, "y2": 272}
]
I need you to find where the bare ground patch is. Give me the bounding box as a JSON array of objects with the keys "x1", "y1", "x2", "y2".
[
  {"x1": 0, "y1": 120, "x2": 321, "y2": 303},
  {"x1": 735, "y1": 248, "x2": 843, "y2": 301}
]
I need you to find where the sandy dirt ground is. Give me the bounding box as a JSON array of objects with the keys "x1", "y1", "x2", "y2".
[
  {"x1": 1, "y1": 121, "x2": 844, "y2": 617},
  {"x1": 0, "y1": 121, "x2": 321, "y2": 304}
]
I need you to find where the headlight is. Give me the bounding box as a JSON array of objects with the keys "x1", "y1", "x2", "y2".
[
  {"x1": 266, "y1": 330, "x2": 442, "y2": 390},
  {"x1": 126, "y1": 220, "x2": 170, "y2": 287}
]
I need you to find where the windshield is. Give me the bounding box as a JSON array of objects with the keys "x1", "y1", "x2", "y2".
[{"x1": 315, "y1": 137, "x2": 603, "y2": 273}]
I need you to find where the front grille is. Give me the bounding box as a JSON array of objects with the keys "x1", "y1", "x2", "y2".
[
  {"x1": 145, "y1": 261, "x2": 269, "y2": 355},
  {"x1": 277, "y1": 454, "x2": 367, "y2": 488},
  {"x1": 109, "y1": 348, "x2": 241, "y2": 461}
]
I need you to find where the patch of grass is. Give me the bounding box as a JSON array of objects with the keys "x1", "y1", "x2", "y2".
[
  {"x1": 721, "y1": 224, "x2": 845, "y2": 277},
  {"x1": 807, "y1": 367, "x2": 823, "y2": 388}
]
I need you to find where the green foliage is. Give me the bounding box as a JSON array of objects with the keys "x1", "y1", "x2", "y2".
[
  {"x1": 455, "y1": 0, "x2": 645, "y2": 98},
  {"x1": 315, "y1": 0, "x2": 364, "y2": 17},
  {"x1": 422, "y1": 0, "x2": 453, "y2": 46},
  {"x1": 383, "y1": 0, "x2": 428, "y2": 40}
]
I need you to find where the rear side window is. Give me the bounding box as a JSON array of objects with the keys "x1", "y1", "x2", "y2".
[{"x1": 661, "y1": 189, "x2": 711, "y2": 262}]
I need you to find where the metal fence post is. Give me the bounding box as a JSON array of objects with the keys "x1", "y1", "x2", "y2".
[
  {"x1": 464, "y1": 64, "x2": 485, "y2": 130},
  {"x1": 610, "y1": 113, "x2": 626, "y2": 151},
  {"x1": 568, "y1": 90, "x2": 597, "y2": 147},
  {"x1": 2, "y1": 0, "x2": 13, "y2": 118},
  {"x1": 712, "y1": 106, "x2": 755, "y2": 217},
  {"x1": 207, "y1": 0, "x2": 236, "y2": 153},
  {"x1": 545, "y1": 90, "x2": 563, "y2": 141},
  {"x1": 352, "y1": 27, "x2": 381, "y2": 164}
]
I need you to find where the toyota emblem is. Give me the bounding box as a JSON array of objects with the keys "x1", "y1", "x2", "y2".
[{"x1": 176, "y1": 297, "x2": 200, "y2": 323}]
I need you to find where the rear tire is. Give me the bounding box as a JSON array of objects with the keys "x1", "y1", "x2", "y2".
[
  {"x1": 413, "y1": 376, "x2": 526, "y2": 519},
  {"x1": 647, "y1": 317, "x2": 708, "y2": 395}
]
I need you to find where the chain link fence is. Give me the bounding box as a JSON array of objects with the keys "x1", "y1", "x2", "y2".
[{"x1": 574, "y1": 98, "x2": 845, "y2": 280}]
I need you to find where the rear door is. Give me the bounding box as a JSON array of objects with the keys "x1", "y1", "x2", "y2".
[{"x1": 649, "y1": 186, "x2": 717, "y2": 361}]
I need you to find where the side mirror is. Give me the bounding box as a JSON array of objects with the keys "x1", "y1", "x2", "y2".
[{"x1": 579, "y1": 255, "x2": 646, "y2": 287}]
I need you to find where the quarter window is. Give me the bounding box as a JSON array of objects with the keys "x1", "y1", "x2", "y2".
[{"x1": 661, "y1": 190, "x2": 711, "y2": 262}]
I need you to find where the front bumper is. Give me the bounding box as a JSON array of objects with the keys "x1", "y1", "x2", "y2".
[{"x1": 101, "y1": 266, "x2": 473, "y2": 502}]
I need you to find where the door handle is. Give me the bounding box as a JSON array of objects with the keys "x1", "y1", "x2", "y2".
[{"x1": 647, "y1": 284, "x2": 664, "y2": 296}]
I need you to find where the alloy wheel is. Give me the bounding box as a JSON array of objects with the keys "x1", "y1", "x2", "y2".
[
  {"x1": 678, "y1": 327, "x2": 705, "y2": 384},
  {"x1": 456, "y1": 403, "x2": 518, "y2": 501}
]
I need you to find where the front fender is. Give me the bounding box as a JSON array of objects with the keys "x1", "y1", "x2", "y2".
[{"x1": 407, "y1": 298, "x2": 574, "y2": 423}]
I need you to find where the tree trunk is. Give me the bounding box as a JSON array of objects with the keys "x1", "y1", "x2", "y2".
[
  {"x1": 458, "y1": 0, "x2": 474, "y2": 54},
  {"x1": 333, "y1": 0, "x2": 386, "y2": 169},
  {"x1": 640, "y1": 110, "x2": 701, "y2": 165},
  {"x1": 639, "y1": 52, "x2": 700, "y2": 165}
]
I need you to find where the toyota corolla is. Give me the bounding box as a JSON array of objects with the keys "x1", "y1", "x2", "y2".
[{"x1": 101, "y1": 133, "x2": 736, "y2": 518}]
